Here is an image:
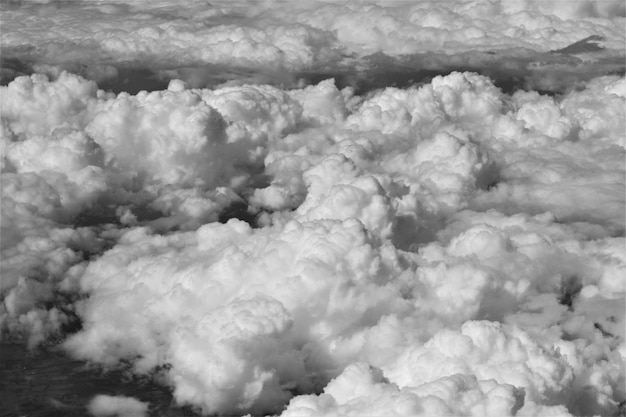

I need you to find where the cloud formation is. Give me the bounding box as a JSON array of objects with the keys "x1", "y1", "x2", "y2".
[
  {"x1": 2, "y1": 0, "x2": 624, "y2": 92},
  {"x1": 3, "y1": 68, "x2": 622, "y2": 414},
  {"x1": 1, "y1": 1, "x2": 624, "y2": 416}
]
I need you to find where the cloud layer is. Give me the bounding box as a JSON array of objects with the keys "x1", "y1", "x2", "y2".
[
  {"x1": 2, "y1": 0, "x2": 624, "y2": 92},
  {"x1": 1, "y1": 1, "x2": 624, "y2": 416},
  {"x1": 2, "y1": 67, "x2": 623, "y2": 415}
]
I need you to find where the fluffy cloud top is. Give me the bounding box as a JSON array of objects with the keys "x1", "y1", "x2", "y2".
[
  {"x1": 1, "y1": 1, "x2": 625, "y2": 415},
  {"x1": 2, "y1": 67, "x2": 624, "y2": 414}
]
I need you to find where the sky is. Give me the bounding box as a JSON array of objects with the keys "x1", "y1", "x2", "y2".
[{"x1": 0, "y1": 1, "x2": 625, "y2": 416}]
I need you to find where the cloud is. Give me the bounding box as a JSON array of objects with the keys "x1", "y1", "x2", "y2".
[
  {"x1": 0, "y1": 72, "x2": 310, "y2": 346},
  {"x1": 385, "y1": 321, "x2": 574, "y2": 401},
  {"x1": 87, "y1": 395, "x2": 148, "y2": 417},
  {"x1": 1, "y1": 4, "x2": 624, "y2": 413},
  {"x1": 51, "y1": 68, "x2": 622, "y2": 414},
  {"x1": 1, "y1": 1, "x2": 623, "y2": 92},
  {"x1": 470, "y1": 75, "x2": 626, "y2": 234},
  {"x1": 281, "y1": 361, "x2": 570, "y2": 417},
  {"x1": 61, "y1": 217, "x2": 416, "y2": 414}
]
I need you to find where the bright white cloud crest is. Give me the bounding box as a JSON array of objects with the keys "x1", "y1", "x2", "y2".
[{"x1": 1, "y1": 1, "x2": 624, "y2": 416}]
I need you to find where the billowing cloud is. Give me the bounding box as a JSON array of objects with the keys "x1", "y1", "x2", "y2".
[
  {"x1": 1, "y1": 1, "x2": 624, "y2": 416},
  {"x1": 1, "y1": 0, "x2": 623, "y2": 92},
  {"x1": 3, "y1": 66, "x2": 624, "y2": 415}
]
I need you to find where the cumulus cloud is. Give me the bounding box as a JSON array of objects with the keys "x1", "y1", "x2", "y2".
[
  {"x1": 0, "y1": 72, "x2": 306, "y2": 344},
  {"x1": 2, "y1": 67, "x2": 624, "y2": 415},
  {"x1": 62, "y1": 218, "x2": 413, "y2": 414},
  {"x1": 1, "y1": 1, "x2": 623, "y2": 91},
  {"x1": 471, "y1": 75, "x2": 626, "y2": 234},
  {"x1": 1, "y1": 1, "x2": 624, "y2": 416},
  {"x1": 282, "y1": 347, "x2": 570, "y2": 417}
]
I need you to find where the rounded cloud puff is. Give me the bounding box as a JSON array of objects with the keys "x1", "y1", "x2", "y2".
[
  {"x1": 386, "y1": 321, "x2": 574, "y2": 401},
  {"x1": 282, "y1": 361, "x2": 570, "y2": 417},
  {"x1": 1, "y1": 72, "x2": 99, "y2": 139}
]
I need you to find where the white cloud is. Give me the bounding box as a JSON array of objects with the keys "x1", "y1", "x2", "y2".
[
  {"x1": 87, "y1": 395, "x2": 148, "y2": 417},
  {"x1": 1, "y1": 0, "x2": 623, "y2": 84},
  {"x1": 282, "y1": 361, "x2": 572, "y2": 417},
  {"x1": 1, "y1": 3, "x2": 624, "y2": 413},
  {"x1": 62, "y1": 217, "x2": 416, "y2": 413},
  {"x1": 2, "y1": 69, "x2": 623, "y2": 413}
]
